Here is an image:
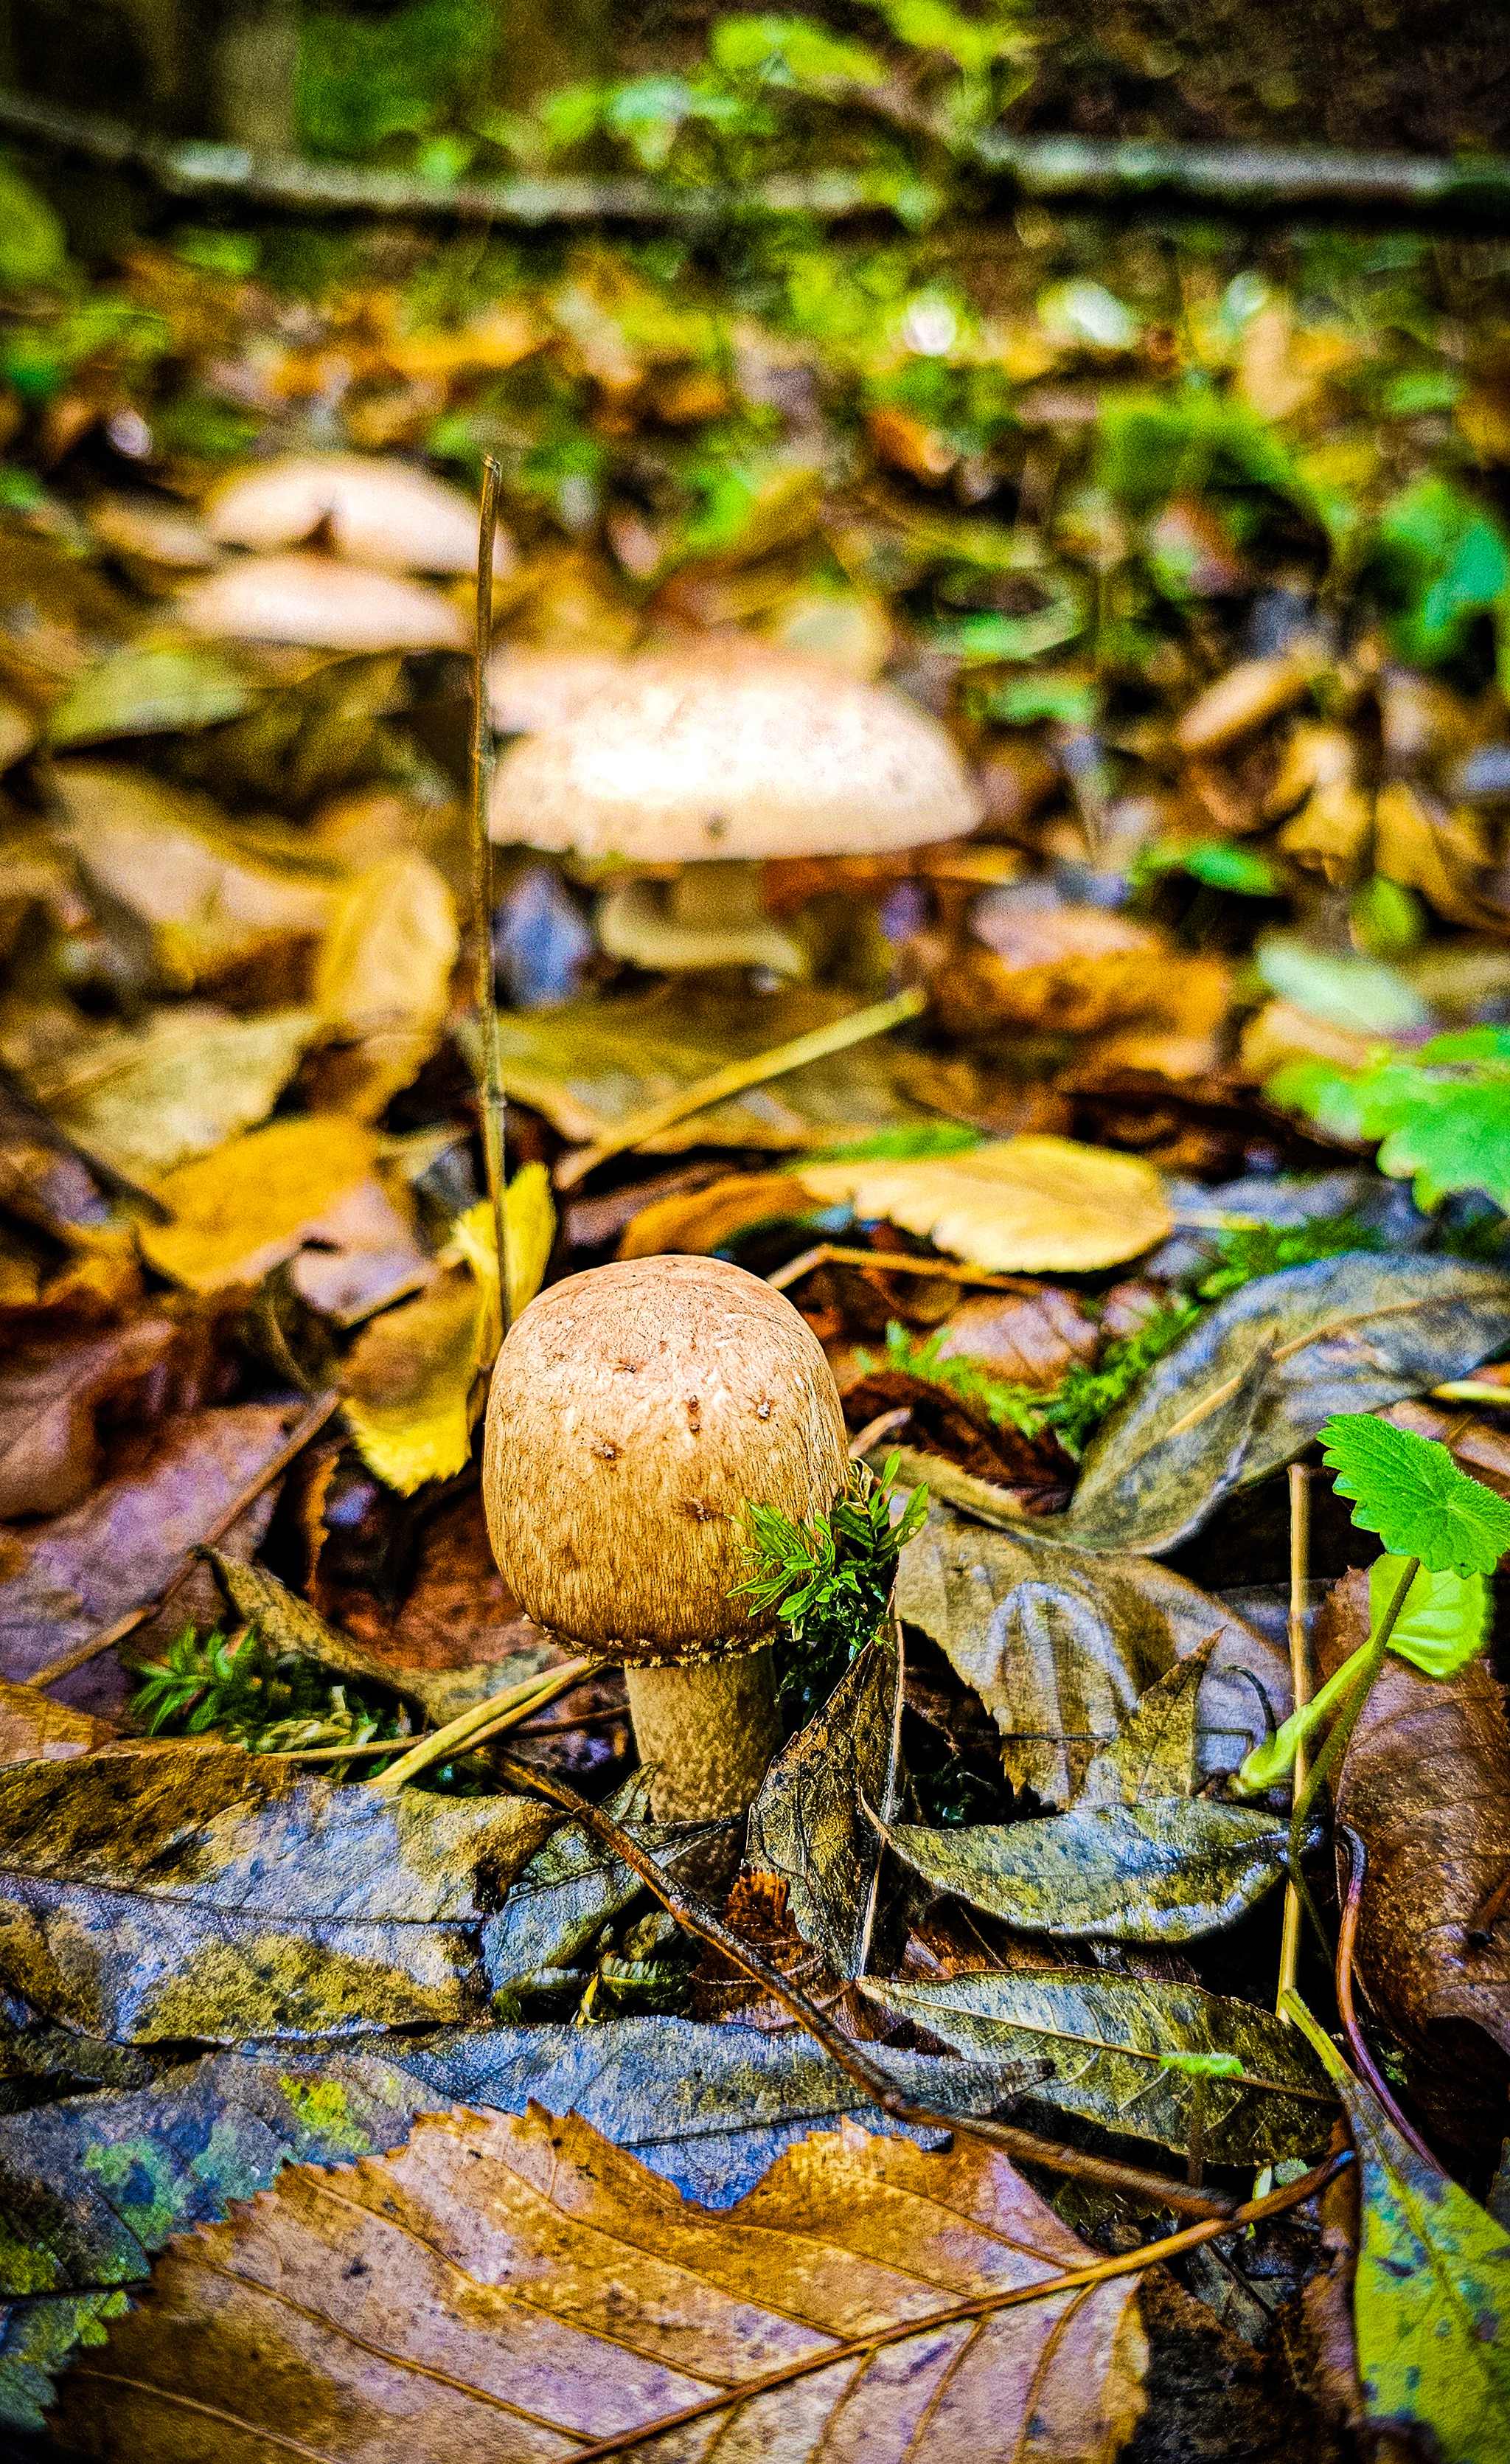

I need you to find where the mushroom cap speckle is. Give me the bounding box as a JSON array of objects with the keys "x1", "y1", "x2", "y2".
[
  {"x1": 487, "y1": 645, "x2": 981, "y2": 861},
  {"x1": 482, "y1": 1253, "x2": 849, "y2": 1662}
]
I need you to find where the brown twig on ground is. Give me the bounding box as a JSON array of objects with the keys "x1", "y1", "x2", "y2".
[
  {"x1": 27, "y1": 1389, "x2": 343, "y2": 1691},
  {"x1": 768, "y1": 1243, "x2": 1041, "y2": 1296},
  {"x1": 558, "y1": 2147, "x2": 1351, "y2": 2464},
  {"x1": 3, "y1": 86, "x2": 1510, "y2": 225},
  {"x1": 470, "y1": 454, "x2": 509, "y2": 1339},
  {"x1": 1335, "y1": 1825, "x2": 1439, "y2": 2167},
  {"x1": 493, "y1": 1749, "x2": 1283, "y2": 2224}
]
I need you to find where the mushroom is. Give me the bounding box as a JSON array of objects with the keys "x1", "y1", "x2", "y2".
[
  {"x1": 204, "y1": 453, "x2": 493, "y2": 575},
  {"x1": 178, "y1": 551, "x2": 467, "y2": 651},
  {"x1": 482, "y1": 1252, "x2": 849, "y2": 1822},
  {"x1": 487, "y1": 642, "x2": 981, "y2": 976}
]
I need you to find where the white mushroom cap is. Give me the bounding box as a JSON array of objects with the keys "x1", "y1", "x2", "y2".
[
  {"x1": 487, "y1": 644, "x2": 981, "y2": 861},
  {"x1": 204, "y1": 454, "x2": 493, "y2": 575},
  {"x1": 178, "y1": 553, "x2": 468, "y2": 651},
  {"x1": 487, "y1": 645, "x2": 631, "y2": 735}
]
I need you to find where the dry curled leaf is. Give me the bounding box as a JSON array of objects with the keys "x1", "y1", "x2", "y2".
[
  {"x1": 797, "y1": 1136, "x2": 1172, "y2": 1274},
  {"x1": 57, "y1": 2100, "x2": 1149, "y2": 2464}
]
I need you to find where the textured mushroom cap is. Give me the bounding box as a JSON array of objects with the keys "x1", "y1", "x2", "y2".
[
  {"x1": 205, "y1": 454, "x2": 490, "y2": 575},
  {"x1": 487, "y1": 646, "x2": 981, "y2": 860},
  {"x1": 487, "y1": 645, "x2": 630, "y2": 735},
  {"x1": 178, "y1": 553, "x2": 468, "y2": 651},
  {"x1": 483, "y1": 1253, "x2": 849, "y2": 1662}
]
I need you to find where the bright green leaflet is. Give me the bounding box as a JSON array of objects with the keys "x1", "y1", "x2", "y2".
[
  {"x1": 1320, "y1": 1412, "x2": 1510, "y2": 1574},
  {"x1": 1269, "y1": 1027, "x2": 1510, "y2": 1213},
  {"x1": 1284, "y1": 1994, "x2": 1510, "y2": 2464}
]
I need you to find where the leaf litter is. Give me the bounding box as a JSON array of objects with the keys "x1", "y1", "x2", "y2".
[{"x1": 1, "y1": 60, "x2": 1510, "y2": 2460}]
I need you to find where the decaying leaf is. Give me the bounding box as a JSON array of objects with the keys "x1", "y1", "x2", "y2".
[
  {"x1": 341, "y1": 1260, "x2": 487, "y2": 1495},
  {"x1": 616, "y1": 1168, "x2": 818, "y2": 1260},
  {"x1": 1065, "y1": 1254, "x2": 1510, "y2": 1556},
  {"x1": 46, "y1": 645, "x2": 253, "y2": 746},
  {"x1": 138, "y1": 1116, "x2": 429, "y2": 1308},
  {"x1": 35, "y1": 1004, "x2": 319, "y2": 1184},
  {"x1": 896, "y1": 1503, "x2": 1285, "y2": 1806},
  {"x1": 747, "y1": 1626, "x2": 900, "y2": 1979},
  {"x1": 1286, "y1": 1995, "x2": 1510, "y2": 2464},
  {"x1": 313, "y1": 850, "x2": 460, "y2": 1121},
  {"x1": 0, "y1": 1679, "x2": 113, "y2": 1766},
  {"x1": 0, "y1": 1749, "x2": 554, "y2": 2039},
  {"x1": 1315, "y1": 1566, "x2": 1510, "y2": 2155},
  {"x1": 798, "y1": 1137, "x2": 1172, "y2": 1274},
  {"x1": 484, "y1": 1774, "x2": 723, "y2": 2003},
  {"x1": 875, "y1": 1969, "x2": 1333, "y2": 2165},
  {"x1": 57, "y1": 2099, "x2": 1149, "y2": 2464},
  {"x1": 0, "y1": 1313, "x2": 179, "y2": 1519}
]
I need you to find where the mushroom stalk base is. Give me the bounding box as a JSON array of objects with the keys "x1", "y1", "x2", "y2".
[{"x1": 625, "y1": 1647, "x2": 782, "y2": 1823}]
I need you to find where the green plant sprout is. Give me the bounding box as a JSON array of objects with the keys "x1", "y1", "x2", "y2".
[
  {"x1": 733, "y1": 1450, "x2": 929, "y2": 1724},
  {"x1": 1234, "y1": 1416, "x2": 1510, "y2": 1890},
  {"x1": 131, "y1": 1623, "x2": 404, "y2": 1759}
]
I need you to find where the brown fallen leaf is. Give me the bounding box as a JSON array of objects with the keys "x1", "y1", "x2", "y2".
[
  {"x1": 933, "y1": 1287, "x2": 1101, "y2": 1389},
  {"x1": 139, "y1": 1116, "x2": 430, "y2": 1308},
  {"x1": 838, "y1": 1362, "x2": 1076, "y2": 1505},
  {"x1": 178, "y1": 552, "x2": 469, "y2": 651},
  {"x1": 312, "y1": 849, "x2": 460, "y2": 1122},
  {"x1": 0, "y1": 1677, "x2": 114, "y2": 1764},
  {"x1": 1315, "y1": 1566, "x2": 1510, "y2": 2157},
  {"x1": 1174, "y1": 653, "x2": 1318, "y2": 756},
  {"x1": 0, "y1": 1312, "x2": 186, "y2": 1519},
  {"x1": 616, "y1": 1169, "x2": 815, "y2": 1260},
  {"x1": 796, "y1": 1137, "x2": 1172, "y2": 1274},
  {"x1": 56, "y1": 2102, "x2": 1149, "y2": 2464},
  {"x1": 1373, "y1": 778, "x2": 1496, "y2": 926}
]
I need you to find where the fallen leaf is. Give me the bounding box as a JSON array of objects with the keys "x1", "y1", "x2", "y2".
[
  {"x1": 1315, "y1": 1565, "x2": 1510, "y2": 2156},
  {"x1": 137, "y1": 1116, "x2": 428, "y2": 1308},
  {"x1": 944, "y1": 901, "x2": 1228, "y2": 1043},
  {"x1": 0, "y1": 1314, "x2": 181, "y2": 1519},
  {"x1": 839, "y1": 1362, "x2": 1078, "y2": 1503},
  {"x1": 1065, "y1": 1254, "x2": 1510, "y2": 1556},
  {"x1": 896, "y1": 1503, "x2": 1286, "y2": 1807},
  {"x1": 312, "y1": 849, "x2": 459, "y2": 1120},
  {"x1": 875, "y1": 1969, "x2": 1332, "y2": 2165},
  {"x1": 178, "y1": 552, "x2": 469, "y2": 651},
  {"x1": 616, "y1": 1169, "x2": 818, "y2": 1259},
  {"x1": 1174, "y1": 654, "x2": 1318, "y2": 754},
  {"x1": 342, "y1": 1260, "x2": 486, "y2": 1495},
  {"x1": 494, "y1": 979, "x2": 935, "y2": 1151},
  {"x1": 0, "y1": 1749, "x2": 554, "y2": 2041},
  {"x1": 88, "y1": 493, "x2": 219, "y2": 573},
  {"x1": 46, "y1": 642, "x2": 254, "y2": 744},
  {"x1": 205, "y1": 454, "x2": 487, "y2": 574},
  {"x1": 934, "y1": 1286, "x2": 1100, "y2": 1388},
  {"x1": 485, "y1": 1774, "x2": 721, "y2": 2005},
  {"x1": 888, "y1": 1802, "x2": 1293, "y2": 1946},
  {"x1": 1286, "y1": 1994, "x2": 1510, "y2": 2464},
  {"x1": 747, "y1": 1626, "x2": 900, "y2": 1979},
  {"x1": 47, "y1": 761, "x2": 338, "y2": 996},
  {"x1": 0, "y1": 1679, "x2": 113, "y2": 1766},
  {"x1": 32, "y1": 1004, "x2": 319, "y2": 1185},
  {"x1": 58, "y1": 2098, "x2": 1149, "y2": 2464},
  {"x1": 798, "y1": 1137, "x2": 1172, "y2": 1273},
  {"x1": 0, "y1": 1401, "x2": 299, "y2": 1710}
]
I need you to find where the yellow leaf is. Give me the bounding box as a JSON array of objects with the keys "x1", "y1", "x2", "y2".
[
  {"x1": 313, "y1": 850, "x2": 460, "y2": 1122},
  {"x1": 139, "y1": 1116, "x2": 396, "y2": 1292},
  {"x1": 343, "y1": 1170, "x2": 554, "y2": 1493},
  {"x1": 797, "y1": 1136, "x2": 1172, "y2": 1273}
]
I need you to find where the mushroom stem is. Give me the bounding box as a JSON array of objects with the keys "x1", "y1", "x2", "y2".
[
  {"x1": 597, "y1": 861, "x2": 805, "y2": 976},
  {"x1": 624, "y1": 1647, "x2": 782, "y2": 1822}
]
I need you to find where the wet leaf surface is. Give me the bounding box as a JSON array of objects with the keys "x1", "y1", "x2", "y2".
[
  {"x1": 896, "y1": 1503, "x2": 1287, "y2": 1806},
  {"x1": 56, "y1": 2098, "x2": 1149, "y2": 2464},
  {"x1": 747, "y1": 1626, "x2": 901, "y2": 1979},
  {"x1": 1065, "y1": 1254, "x2": 1510, "y2": 1555},
  {"x1": 873, "y1": 1970, "x2": 1334, "y2": 2165},
  {"x1": 0, "y1": 1750, "x2": 554, "y2": 2040}
]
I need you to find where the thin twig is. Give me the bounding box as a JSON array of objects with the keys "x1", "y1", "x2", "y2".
[
  {"x1": 1335, "y1": 1828, "x2": 1439, "y2": 2167},
  {"x1": 768, "y1": 1242, "x2": 1040, "y2": 1296},
  {"x1": 375, "y1": 1657, "x2": 596, "y2": 1791},
  {"x1": 493, "y1": 1750, "x2": 1263, "y2": 2224},
  {"x1": 471, "y1": 454, "x2": 509, "y2": 1339},
  {"x1": 4, "y1": 86, "x2": 1510, "y2": 224},
  {"x1": 1276, "y1": 1464, "x2": 1311, "y2": 2019},
  {"x1": 557, "y1": 2148, "x2": 1350, "y2": 2464},
  {"x1": 1287, "y1": 1554, "x2": 1419, "y2": 1945},
  {"x1": 27, "y1": 1389, "x2": 342, "y2": 1692},
  {"x1": 553, "y1": 988, "x2": 928, "y2": 1191}
]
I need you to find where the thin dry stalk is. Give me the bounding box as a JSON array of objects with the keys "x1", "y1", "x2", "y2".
[
  {"x1": 1276, "y1": 1462, "x2": 1311, "y2": 2016},
  {"x1": 470, "y1": 454, "x2": 509, "y2": 1337},
  {"x1": 1335, "y1": 1826, "x2": 1439, "y2": 2166},
  {"x1": 375, "y1": 1656, "x2": 596, "y2": 1791},
  {"x1": 768, "y1": 1242, "x2": 1040, "y2": 1296}
]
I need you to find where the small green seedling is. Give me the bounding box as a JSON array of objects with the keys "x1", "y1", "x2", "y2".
[
  {"x1": 1158, "y1": 2050, "x2": 1245, "y2": 2189},
  {"x1": 733, "y1": 1451, "x2": 929, "y2": 1722},
  {"x1": 1234, "y1": 1415, "x2": 1510, "y2": 1880}
]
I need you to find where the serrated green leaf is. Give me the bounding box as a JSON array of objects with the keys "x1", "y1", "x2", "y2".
[
  {"x1": 1367, "y1": 1553, "x2": 1489, "y2": 1677},
  {"x1": 1320, "y1": 1412, "x2": 1510, "y2": 1574},
  {"x1": 1284, "y1": 1994, "x2": 1510, "y2": 2464}
]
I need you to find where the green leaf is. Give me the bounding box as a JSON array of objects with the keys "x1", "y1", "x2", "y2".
[
  {"x1": 1284, "y1": 1993, "x2": 1510, "y2": 2464},
  {"x1": 1134, "y1": 838, "x2": 1281, "y2": 897},
  {"x1": 1319, "y1": 1412, "x2": 1510, "y2": 1575},
  {"x1": 0, "y1": 159, "x2": 68, "y2": 288},
  {"x1": 888, "y1": 1799, "x2": 1295, "y2": 1943},
  {"x1": 871, "y1": 1969, "x2": 1334, "y2": 2165},
  {"x1": 1367, "y1": 1552, "x2": 1489, "y2": 1676},
  {"x1": 1373, "y1": 473, "x2": 1510, "y2": 667},
  {"x1": 1255, "y1": 934, "x2": 1430, "y2": 1036}
]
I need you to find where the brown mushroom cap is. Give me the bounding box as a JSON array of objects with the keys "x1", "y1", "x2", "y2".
[
  {"x1": 487, "y1": 645, "x2": 981, "y2": 861},
  {"x1": 482, "y1": 1252, "x2": 849, "y2": 1663}
]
